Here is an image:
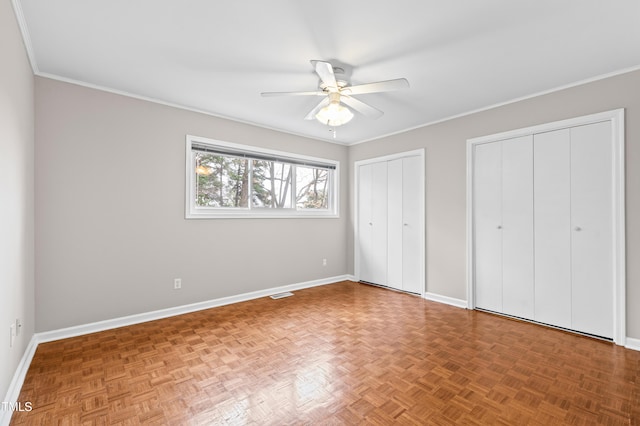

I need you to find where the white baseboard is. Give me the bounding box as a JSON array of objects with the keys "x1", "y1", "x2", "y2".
[
  {"x1": 37, "y1": 275, "x2": 351, "y2": 344},
  {"x1": 625, "y1": 337, "x2": 640, "y2": 351},
  {"x1": 423, "y1": 292, "x2": 468, "y2": 309},
  {"x1": 1, "y1": 335, "x2": 38, "y2": 426}
]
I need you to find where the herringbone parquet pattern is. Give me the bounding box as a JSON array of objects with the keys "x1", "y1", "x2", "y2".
[{"x1": 10, "y1": 281, "x2": 640, "y2": 424}]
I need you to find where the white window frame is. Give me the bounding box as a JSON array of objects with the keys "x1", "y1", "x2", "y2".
[{"x1": 185, "y1": 135, "x2": 340, "y2": 219}]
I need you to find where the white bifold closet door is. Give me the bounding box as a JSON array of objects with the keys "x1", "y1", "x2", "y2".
[
  {"x1": 473, "y1": 142, "x2": 503, "y2": 312},
  {"x1": 358, "y1": 162, "x2": 388, "y2": 286},
  {"x1": 358, "y1": 154, "x2": 423, "y2": 294},
  {"x1": 401, "y1": 156, "x2": 422, "y2": 294},
  {"x1": 387, "y1": 159, "x2": 403, "y2": 290},
  {"x1": 533, "y1": 129, "x2": 573, "y2": 329},
  {"x1": 473, "y1": 136, "x2": 534, "y2": 318},
  {"x1": 570, "y1": 122, "x2": 613, "y2": 338},
  {"x1": 474, "y1": 120, "x2": 614, "y2": 339},
  {"x1": 387, "y1": 156, "x2": 422, "y2": 293},
  {"x1": 534, "y1": 122, "x2": 613, "y2": 338},
  {"x1": 501, "y1": 137, "x2": 534, "y2": 319}
]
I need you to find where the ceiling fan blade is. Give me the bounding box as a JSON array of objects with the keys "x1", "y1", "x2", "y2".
[
  {"x1": 311, "y1": 60, "x2": 337, "y2": 89},
  {"x1": 342, "y1": 78, "x2": 409, "y2": 95},
  {"x1": 304, "y1": 97, "x2": 330, "y2": 120},
  {"x1": 261, "y1": 90, "x2": 324, "y2": 97},
  {"x1": 341, "y1": 96, "x2": 384, "y2": 119}
]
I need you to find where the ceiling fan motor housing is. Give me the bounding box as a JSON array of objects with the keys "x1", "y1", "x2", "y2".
[{"x1": 320, "y1": 66, "x2": 349, "y2": 91}]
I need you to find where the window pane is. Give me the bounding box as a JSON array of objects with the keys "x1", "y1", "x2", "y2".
[
  {"x1": 188, "y1": 136, "x2": 338, "y2": 218},
  {"x1": 296, "y1": 166, "x2": 330, "y2": 209},
  {"x1": 252, "y1": 160, "x2": 293, "y2": 208},
  {"x1": 194, "y1": 153, "x2": 249, "y2": 207}
]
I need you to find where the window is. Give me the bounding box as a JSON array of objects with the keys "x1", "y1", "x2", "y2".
[{"x1": 186, "y1": 135, "x2": 339, "y2": 218}]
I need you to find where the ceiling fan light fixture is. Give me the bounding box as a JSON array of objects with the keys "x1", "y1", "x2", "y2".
[{"x1": 315, "y1": 93, "x2": 353, "y2": 127}]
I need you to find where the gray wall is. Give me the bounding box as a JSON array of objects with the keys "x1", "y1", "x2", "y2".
[
  {"x1": 35, "y1": 77, "x2": 349, "y2": 332},
  {"x1": 0, "y1": 0, "x2": 35, "y2": 401},
  {"x1": 348, "y1": 69, "x2": 640, "y2": 339}
]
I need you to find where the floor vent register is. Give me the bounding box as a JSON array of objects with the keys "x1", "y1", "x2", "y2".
[{"x1": 269, "y1": 292, "x2": 294, "y2": 300}]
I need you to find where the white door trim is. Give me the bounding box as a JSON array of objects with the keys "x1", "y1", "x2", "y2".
[
  {"x1": 466, "y1": 109, "x2": 626, "y2": 345},
  {"x1": 354, "y1": 149, "x2": 426, "y2": 296}
]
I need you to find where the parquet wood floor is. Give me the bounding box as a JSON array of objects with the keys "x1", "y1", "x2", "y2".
[{"x1": 10, "y1": 281, "x2": 640, "y2": 425}]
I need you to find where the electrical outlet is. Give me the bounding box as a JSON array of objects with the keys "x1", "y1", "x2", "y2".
[
  {"x1": 322, "y1": 258, "x2": 327, "y2": 266},
  {"x1": 174, "y1": 278, "x2": 182, "y2": 290}
]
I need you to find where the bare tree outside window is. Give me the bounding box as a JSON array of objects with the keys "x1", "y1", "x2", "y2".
[
  {"x1": 252, "y1": 160, "x2": 293, "y2": 208},
  {"x1": 296, "y1": 166, "x2": 329, "y2": 209},
  {"x1": 187, "y1": 137, "x2": 338, "y2": 218},
  {"x1": 194, "y1": 153, "x2": 248, "y2": 208}
]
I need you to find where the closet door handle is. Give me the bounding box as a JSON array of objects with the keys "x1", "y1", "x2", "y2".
[
  {"x1": 496, "y1": 225, "x2": 502, "y2": 229},
  {"x1": 574, "y1": 226, "x2": 582, "y2": 232}
]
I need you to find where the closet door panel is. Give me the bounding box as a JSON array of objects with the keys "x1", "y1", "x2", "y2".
[
  {"x1": 369, "y1": 161, "x2": 389, "y2": 285},
  {"x1": 473, "y1": 142, "x2": 503, "y2": 312},
  {"x1": 402, "y1": 155, "x2": 423, "y2": 294},
  {"x1": 501, "y1": 136, "x2": 534, "y2": 320},
  {"x1": 387, "y1": 159, "x2": 403, "y2": 290},
  {"x1": 571, "y1": 122, "x2": 613, "y2": 338},
  {"x1": 534, "y1": 129, "x2": 572, "y2": 329},
  {"x1": 357, "y1": 164, "x2": 376, "y2": 283}
]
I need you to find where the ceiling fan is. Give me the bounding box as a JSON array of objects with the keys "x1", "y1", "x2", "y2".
[{"x1": 261, "y1": 60, "x2": 410, "y2": 127}]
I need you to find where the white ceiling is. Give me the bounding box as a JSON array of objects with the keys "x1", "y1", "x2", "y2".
[{"x1": 15, "y1": 0, "x2": 640, "y2": 145}]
